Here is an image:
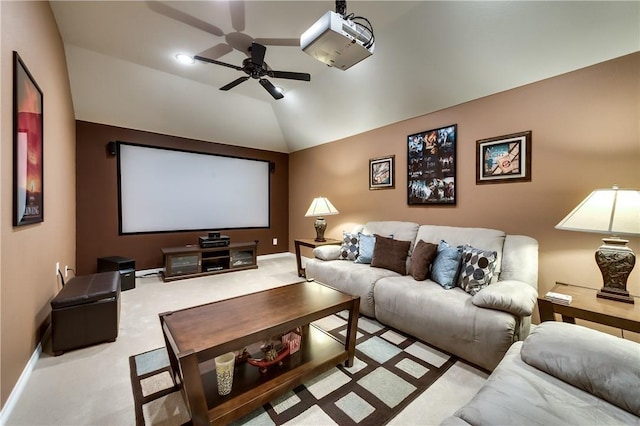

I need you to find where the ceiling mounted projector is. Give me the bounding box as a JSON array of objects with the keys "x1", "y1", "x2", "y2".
[{"x1": 300, "y1": 8, "x2": 375, "y2": 71}]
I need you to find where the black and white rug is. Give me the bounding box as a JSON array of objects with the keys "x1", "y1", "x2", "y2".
[{"x1": 129, "y1": 313, "x2": 457, "y2": 425}]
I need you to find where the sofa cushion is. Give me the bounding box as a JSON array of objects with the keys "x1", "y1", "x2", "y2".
[
  {"x1": 521, "y1": 322, "x2": 640, "y2": 417},
  {"x1": 304, "y1": 258, "x2": 398, "y2": 317},
  {"x1": 409, "y1": 240, "x2": 438, "y2": 281},
  {"x1": 340, "y1": 231, "x2": 359, "y2": 261},
  {"x1": 415, "y1": 226, "x2": 505, "y2": 279},
  {"x1": 431, "y1": 240, "x2": 462, "y2": 289},
  {"x1": 355, "y1": 233, "x2": 376, "y2": 264},
  {"x1": 471, "y1": 280, "x2": 538, "y2": 316},
  {"x1": 363, "y1": 221, "x2": 419, "y2": 254},
  {"x1": 313, "y1": 245, "x2": 341, "y2": 261},
  {"x1": 458, "y1": 245, "x2": 497, "y2": 295},
  {"x1": 371, "y1": 234, "x2": 411, "y2": 275},
  {"x1": 450, "y1": 341, "x2": 640, "y2": 425}
]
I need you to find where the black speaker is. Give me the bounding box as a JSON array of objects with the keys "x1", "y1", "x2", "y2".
[
  {"x1": 97, "y1": 256, "x2": 135, "y2": 291},
  {"x1": 107, "y1": 141, "x2": 117, "y2": 156}
]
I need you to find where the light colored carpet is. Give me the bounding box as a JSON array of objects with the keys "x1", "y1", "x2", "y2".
[{"x1": 4, "y1": 254, "x2": 488, "y2": 425}]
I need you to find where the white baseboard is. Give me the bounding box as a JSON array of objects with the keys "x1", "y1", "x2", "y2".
[
  {"x1": 0, "y1": 342, "x2": 42, "y2": 425},
  {"x1": 258, "y1": 252, "x2": 293, "y2": 260}
]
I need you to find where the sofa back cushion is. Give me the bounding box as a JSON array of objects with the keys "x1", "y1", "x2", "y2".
[
  {"x1": 363, "y1": 221, "x2": 419, "y2": 253},
  {"x1": 415, "y1": 225, "x2": 505, "y2": 278}
]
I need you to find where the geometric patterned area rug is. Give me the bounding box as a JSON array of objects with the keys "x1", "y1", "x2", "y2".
[{"x1": 129, "y1": 312, "x2": 458, "y2": 425}]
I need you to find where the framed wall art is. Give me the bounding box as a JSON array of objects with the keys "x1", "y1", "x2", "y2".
[
  {"x1": 13, "y1": 51, "x2": 44, "y2": 226},
  {"x1": 407, "y1": 124, "x2": 457, "y2": 205},
  {"x1": 369, "y1": 155, "x2": 395, "y2": 190},
  {"x1": 476, "y1": 131, "x2": 531, "y2": 184}
]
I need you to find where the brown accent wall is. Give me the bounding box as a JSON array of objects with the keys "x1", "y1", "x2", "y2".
[
  {"x1": 75, "y1": 121, "x2": 289, "y2": 275},
  {"x1": 289, "y1": 53, "x2": 640, "y2": 337},
  {"x1": 1, "y1": 2, "x2": 76, "y2": 407}
]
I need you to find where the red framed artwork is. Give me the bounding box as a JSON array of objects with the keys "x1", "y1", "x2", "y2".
[{"x1": 13, "y1": 51, "x2": 44, "y2": 226}]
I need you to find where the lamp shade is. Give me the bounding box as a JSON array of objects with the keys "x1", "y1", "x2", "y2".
[
  {"x1": 555, "y1": 186, "x2": 640, "y2": 236},
  {"x1": 305, "y1": 197, "x2": 339, "y2": 217}
]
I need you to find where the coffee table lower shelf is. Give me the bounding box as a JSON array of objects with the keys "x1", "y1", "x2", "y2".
[{"x1": 198, "y1": 324, "x2": 347, "y2": 424}]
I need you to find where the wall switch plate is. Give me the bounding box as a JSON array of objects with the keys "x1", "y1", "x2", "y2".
[
  {"x1": 56, "y1": 262, "x2": 60, "y2": 277},
  {"x1": 65, "y1": 265, "x2": 69, "y2": 278},
  {"x1": 272, "y1": 238, "x2": 278, "y2": 245}
]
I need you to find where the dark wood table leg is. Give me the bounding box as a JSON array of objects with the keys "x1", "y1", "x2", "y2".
[
  {"x1": 537, "y1": 298, "x2": 556, "y2": 322},
  {"x1": 295, "y1": 240, "x2": 304, "y2": 277},
  {"x1": 344, "y1": 298, "x2": 360, "y2": 367},
  {"x1": 179, "y1": 350, "x2": 210, "y2": 426}
]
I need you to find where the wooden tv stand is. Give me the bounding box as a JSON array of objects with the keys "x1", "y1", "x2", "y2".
[{"x1": 161, "y1": 241, "x2": 257, "y2": 282}]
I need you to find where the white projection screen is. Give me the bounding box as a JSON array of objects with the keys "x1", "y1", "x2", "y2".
[{"x1": 117, "y1": 142, "x2": 270, "y2": 234}]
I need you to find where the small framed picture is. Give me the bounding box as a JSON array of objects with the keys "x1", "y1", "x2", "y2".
[
  {"x1": 369, "y1": 155, "x2": 395, "y2": 190},
  {"x1": 476, "y1": 131, "x2": 532, "y2": 184}
]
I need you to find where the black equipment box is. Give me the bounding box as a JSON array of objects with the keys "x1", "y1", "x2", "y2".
[{"x1": 199, "y1": 235, "x2": 230, "y2": 248}]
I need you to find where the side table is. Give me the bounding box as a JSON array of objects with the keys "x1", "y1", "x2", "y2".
[
  {"x1": 294, "y1": 238, "x2": 341, "y2": 277},
  {"x1": 538, "y1": 282, "x2": 640, "y2": 333}
]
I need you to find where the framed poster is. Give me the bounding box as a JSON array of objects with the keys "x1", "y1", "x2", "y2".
[
  {"x1": 476, "y1": 131, "x2": 531, "y2": 184},
  {"x1": 369, "y1": 155, "x2": 395, "y2": 190},
  {"x1": 407, "y1": 124, "x2": 457, "y2": 205},
  {"x1": 13, "y1": 51, "x2": 44, "y2": 226}
]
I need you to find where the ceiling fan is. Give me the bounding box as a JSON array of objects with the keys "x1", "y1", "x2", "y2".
[{"x1": 194, "y1": 42, "x2": 311, "y2": 100}]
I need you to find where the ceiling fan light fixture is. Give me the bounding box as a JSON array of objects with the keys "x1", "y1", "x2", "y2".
[{"x1": 175, "y1": 53, "x2": 195, "y2": 65}]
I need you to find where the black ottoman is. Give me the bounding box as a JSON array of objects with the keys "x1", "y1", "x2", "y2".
[{"x1": 51, "y1": 271, "x2": 121, "y2": 355}]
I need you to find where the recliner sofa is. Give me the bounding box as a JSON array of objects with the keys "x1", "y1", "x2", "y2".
[{"x1": 305, "y1": 221, "x2": 538, "y2": 371}]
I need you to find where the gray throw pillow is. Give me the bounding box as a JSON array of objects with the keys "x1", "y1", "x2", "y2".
[
  {"x1": 340, "y1": 231, "x2": 359, "y2": 261},
  {"x1": 458, "y1": 244, "x2": 497, "y2": 295}
]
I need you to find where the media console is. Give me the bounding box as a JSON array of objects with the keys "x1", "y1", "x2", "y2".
[{"x1": 161, "y1": 241, "x2": 257, "y2": 282}]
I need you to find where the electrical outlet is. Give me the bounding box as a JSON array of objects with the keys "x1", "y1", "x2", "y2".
[
  {"x1": 272, "y1": 238, "x2": 278, "y2": 245},
  {"x1": 56, "y1": 262, "x2": 60, "y2": 277},
  {"x1": 65, "y1": 265, "x2": 70, "y2": 278}
]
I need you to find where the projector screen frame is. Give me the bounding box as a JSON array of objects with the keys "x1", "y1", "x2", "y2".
[{"x1": 116, "y1": 140, "x2": 271, "y2": 235}]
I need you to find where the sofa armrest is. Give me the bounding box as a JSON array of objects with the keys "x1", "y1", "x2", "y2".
[
  {"x1": 313, "y1": 245, "x2": 342, "y2": 260},
  {"x1": 471, "y1": 280, "x2": 538, "y2": 316}
]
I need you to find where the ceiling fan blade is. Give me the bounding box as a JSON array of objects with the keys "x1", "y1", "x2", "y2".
[
  {"x1": 259, "y1": 79, "x2": 284, "y2": 100},
  {"x1": 147, "y1": 1, "x2": 224, "y2": 37},
  {"x1": 229, "y1": 0, "x2": 245, "y2": 32},
  {"x1": 269, "y1": 71, "x2": 311, "y2": 81},
  {"x1": 220, "y1": 76, "x2": 250, "y2": 91},
  {"x1": 253, "y1": 38, "x2": 300, "y2": 47},
  {"x1": 250, "y1": 43, "x2": 266, "y2": 68},
  {"x1": 197, "y1": 43, "x2": 233, "y2": 60},
  {"x1": 194, "y1": 55, "x2": 243, "y2": 71}
]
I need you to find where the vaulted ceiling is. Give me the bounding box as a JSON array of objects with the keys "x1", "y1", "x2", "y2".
[{"x1": 50, "y1": 1, "x2": 640, "y2": 153}]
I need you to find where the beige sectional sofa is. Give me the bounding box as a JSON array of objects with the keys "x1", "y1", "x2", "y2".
[
  {"x1": 304, "y1": 221, "x2": 539, "y2": 371},
  {"x1": 443, "y1": 321, "x2": 640, "y2": 424}
]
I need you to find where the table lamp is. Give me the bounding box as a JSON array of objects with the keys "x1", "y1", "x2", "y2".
[
  {"x1": 555, "y1": 185, "x2": 640, "y2": 304},
  {"x1": 305, "y1": 197, "x2": 339, "y2": 242}
]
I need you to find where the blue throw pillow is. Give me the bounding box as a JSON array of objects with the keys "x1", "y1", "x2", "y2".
[
  {"x1": 355, "y1": 233, "x2": 376, "y2": 264},
  {"x1": 431, "y1": 240, "x2": 462, "y2": 289}
]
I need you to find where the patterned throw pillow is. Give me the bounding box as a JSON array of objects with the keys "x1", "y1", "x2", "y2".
[
  {"x1": 355, "y1": 233, "x2": 376, "y2": 264},
  {"x1": 458, "y1": 244, "x2": 497, "y2": 295},
  {"x1": 340, "y1": 231, "x2": 359, "y2": 261},
  {"x1": 431, "y1": 240, "x2": 462, "y2": 289}
]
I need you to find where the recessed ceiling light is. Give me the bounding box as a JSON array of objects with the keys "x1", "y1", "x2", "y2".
[{"x1": 175, "y1": 53, "x2": 195, "y2": 65}]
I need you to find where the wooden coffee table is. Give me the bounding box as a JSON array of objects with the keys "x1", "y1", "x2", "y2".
[{"x1": 159, "y1": 280, "x2": 360, "y2": 425}]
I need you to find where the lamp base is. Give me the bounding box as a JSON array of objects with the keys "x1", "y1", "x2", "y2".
[
  {"x1": 314, "y1": 217, "x2": 327, "y2": 242},
  {"x1": 595, "y1": 237, "x2": 635, "y2": 304}
]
